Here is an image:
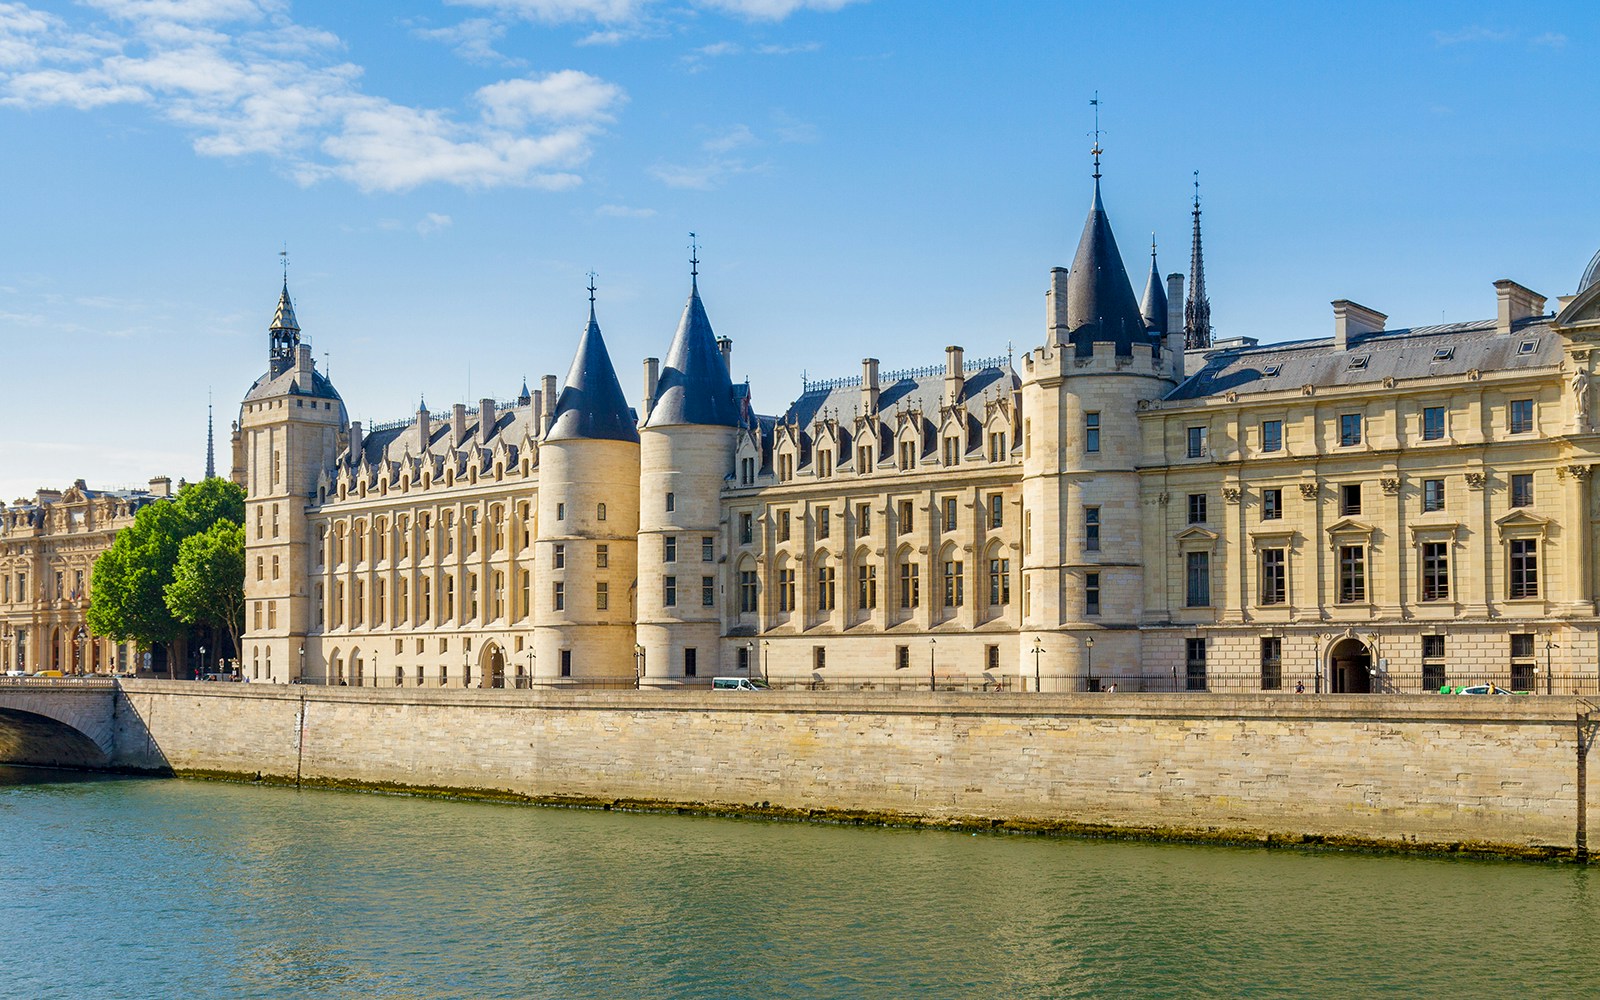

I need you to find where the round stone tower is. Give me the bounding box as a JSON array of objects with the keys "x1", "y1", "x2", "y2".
[
  {"x1": 636, "y1": 274, "x2": 741, "y2": 686},
  {"x1": 532, "y1": 297, "x2": 640, "y2": 683},
  {"x1": 1019, "y1": 171, "x2": 1177, "y2": 691}
]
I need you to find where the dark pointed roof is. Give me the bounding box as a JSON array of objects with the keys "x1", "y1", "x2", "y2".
[
  {"x1": 1065, "y1": 180, "x2": 1148, "y2": 357},
  {"x1": 1141, "y1": 240, "x2": 1167, "y2": 335},
  {"x1": 1185, "y1": 180, "x2": 1212, "y2": 350},
  {"x1": 645, "y1": 279, "x2": 739, "y2": 429},
  {"x1": 546, "y1": 304, "x2": 639, "y2": 443},
  {"x1": 270, "y1": 281, "x2": 299, "y2": 333}
]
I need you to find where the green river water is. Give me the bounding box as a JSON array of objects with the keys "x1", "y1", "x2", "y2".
[{"x1": 1, "y1": 766, "x2": 1594, "y2": 999}]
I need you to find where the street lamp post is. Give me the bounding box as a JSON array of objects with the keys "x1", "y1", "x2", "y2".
[
  {"x1": 761, "y1": 640, "x2": 770, "y2": 684},
  {"x1": 1544, "y1": 635, "x2": 1558, "y2": 696},
  {"x1": 198, "y1": 644, "x2": 206, "y2": 681},
  {"x1": 743, "y1": 641, "x2": 754, "y2": 677},
  {"x1": 1031, "y1": 637, "x2": 1043, "y2": 693},
  {"x1": 929, "y1": 638, "x2": 936, "y2": 691},
  {"x1": 526, "y1": 650, "x2": 535, "y2": 689},
  {"x1": 298, "y1": 645, "x2": 304, "y2": 685},
  {"x1": 1085, "y1": 636, "x2": 1094, "y2": 693}
]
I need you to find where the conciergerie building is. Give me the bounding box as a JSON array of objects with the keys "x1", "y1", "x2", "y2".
[{"x1": 234, "y1": 158, "x2": 1600, "y2": 694}]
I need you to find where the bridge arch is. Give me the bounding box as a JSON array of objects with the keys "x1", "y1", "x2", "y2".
[{"x1": 0, "y1": 706, "x2": 110, "y2": 769}]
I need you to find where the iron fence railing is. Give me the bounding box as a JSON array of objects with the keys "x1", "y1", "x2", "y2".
[
  {"x1": 1062, "y1": 671, "x2": 1600, "y2": 696},
  {"x1": 0, "y1": 675, "x2": 118, "y2": 689}
]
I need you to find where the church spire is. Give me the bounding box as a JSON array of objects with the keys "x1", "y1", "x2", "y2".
[
  {"x1": 205, "y1": 392, "x2": 216, "y2": 479},
  {"x1": 1184, "y1": 171, "x2": 1212, "y2": 351},
  {"x1": 268, "y1": 251, "x2": 301, "y2": 378}
]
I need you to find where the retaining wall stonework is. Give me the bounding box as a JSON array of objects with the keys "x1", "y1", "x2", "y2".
[{"x1": 111, "y1": 681, "x2": 1599, "y2": 857}]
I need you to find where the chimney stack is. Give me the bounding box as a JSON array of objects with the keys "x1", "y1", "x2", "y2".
[
  {"x1": 451, "y1": 403, "x2": 468, "y2": 446},
  {"x1": 147, "y1": 476, "x2": 172, "y2": 498},
  {"x1": 477, "y1": 398, "x2": 495, "y2": 445},
  {"x1": 717, "y1": 336, "x2": 733, "y2": 373},
  {"x1": 416, "y1": 400, "x2": 431, "y2": 449},
  {"x1": 861, "y1": 358, "x2": 880, "y2": 417},
  {"x1": 1332, "y1": 300, "x2": 1387, "y2": 352},
  {"x1": 1166, "y1": 273, "x2": 1185, "y2": 343},
  {"x1": 944, "y1": 345, "x2": 965, "y2": 407},
  {"x1": 528, "y1": 390, "x2": 542, "y2": 436},
  {"x1": 348, "y1": 421, "x2": 364, "y2": 464},
  {"x1": 541, "y1": 375, "x2": 558, "y2": 430},
  {"x1": 643, "y1": 357, "x2": 660, "y2": 419},
  {"x1": 1494, "y1": 279, "x2": 1546, "y2": 335},
  {"x1": 1046, "y1": 267, "x2": 1070, "y2": 346}
]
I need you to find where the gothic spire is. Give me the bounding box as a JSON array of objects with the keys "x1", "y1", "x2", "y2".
[
  {"x1": 546, "y1": 285, "x2": 639, "y2": 444},
  {"x1": 645, "y1": 252, "x2": 739, "y2": 429},
  {"x1": 1184, "y1": 171, "x2": 1212, "y2": 351},
  {"x1": 1141, "y1": 235, "x2": 1168, "y2": 335},
  {"x1": 268, "y1": 276, "x2": 301, "y2": 378},
  {"x1": 205, "y1": 393, "x2": 216, "y2": 480}
]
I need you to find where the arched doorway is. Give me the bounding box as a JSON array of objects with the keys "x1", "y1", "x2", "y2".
[
  {"x1": 486, "y1": 645, "x2": 506, "y2": 689},
  {"x1": 350, "y1": 651, "x2": 364, "y2": 687},
  {"x1": 1328, "y1": 637, "x2": 1372, "y2": 693}
]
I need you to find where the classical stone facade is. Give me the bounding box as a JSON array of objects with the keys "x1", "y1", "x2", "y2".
[
  {"x1": 235, "y1": 167, "x2": 1600, "y2": 694},
  {"x1": 0, "y1": 479, "x2": 170, "y2": 673}
]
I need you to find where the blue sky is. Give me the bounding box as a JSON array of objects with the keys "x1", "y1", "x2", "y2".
[{"x1": 2, "y1": 0, "x2": 1596, "y2": 499}]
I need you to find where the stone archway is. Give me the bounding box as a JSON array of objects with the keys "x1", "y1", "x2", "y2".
[
  {"x1": 484, "y1": 644, "x2": 506, "y2": 689},
  {"x1": 1328, "y1": 636, "x2": 1373, "y2": 694}
]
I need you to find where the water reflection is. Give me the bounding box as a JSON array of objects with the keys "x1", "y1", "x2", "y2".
[{"x1": 1, "y1": 777, "x2": 1595, "y2": 999}]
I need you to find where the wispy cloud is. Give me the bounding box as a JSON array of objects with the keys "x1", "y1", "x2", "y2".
[
  {"x1": 1531, "y1": 31, "x2": 1567, "y2": 48},
  {"x1": 596, "y1": 203, "x2": 655, "y2": 217},
  {"x1": 451, "y1": 0, "x2": 859, "y2": 24},
  {"x1": 649, "y1": 116, "x2": 811, "y2": 189},
  {"x1": 1432, "y1": 25, "x2": 1567, "y2": 49},
  {"x1": 0, "y1": 0, "x2": 626, "y2": 192},
  {"x1": 411, "y1": 17, "x2": 522, "y2": 66},
  {"x1": 417, "y1": 212, "x2": 453, "y2": 235},
  {"x1": 682, "y1": 37, "x2": 820, "y2": 71}
]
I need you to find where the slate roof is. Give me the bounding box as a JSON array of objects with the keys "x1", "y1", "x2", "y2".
[
  {"x1": 777, "y1": 365, "x2": 1017, "y2": 428},
  {"x1": 270, "y1": 282, "x2": 299, "y2": 332},
  {"x1": 1065, "y1": 179, "x2": 1157, "y2": 357},
  {"x1": 546, "y1": 306, "x2": 640, "y2": 443},
  {"x1": 1166, "y1": 317, "x2": 1561, "y2": 402},
  {"x1": 1141, "y1": 247, "x2": 1168, "y2": 335},
  {"x1": 645, "y1": 280, "x2": 739, "y2": 429},
  {"x1": 351, "y1": 406, "x2": 539, "y2": 467}
]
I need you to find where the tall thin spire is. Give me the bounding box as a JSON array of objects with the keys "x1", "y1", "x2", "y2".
[
  {"x1": 1184, "y1": 170, "x2": 1212, "y2": 351},
  {"x1": 205, "y1": 391, "x2": 215, "y2": 480},
  {"x1": 689, "y1": 232, "x2": 700, "y2": 288}
]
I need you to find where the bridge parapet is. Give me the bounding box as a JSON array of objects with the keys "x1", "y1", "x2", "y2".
[{"x1": 0, "y1": 678, "x2": 120, "y2": 768}]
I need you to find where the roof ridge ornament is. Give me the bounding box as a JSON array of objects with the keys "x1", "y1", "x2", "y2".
[
  {"x1": 689, "y1": 231, "x2": 699, "y2": 287},
  {"x1": 1089, "y1": 91, "x2": 1102, "y2": 180}
]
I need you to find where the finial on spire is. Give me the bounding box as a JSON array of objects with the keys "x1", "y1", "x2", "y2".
[
  {"x1": 586, "y1": 271, "x2": 597, "y2": 308},
  {"x1": 1089, "y1": 91, "x2": 1103, "y2": 180},
  {"x1": 1193, "y1": 169, "x2": 1201, "y2": 211},
  {"x1": 689, "y1": 232, "x2": 700, "y2": 281},
  {"x1": 279, "y1": 244, "x2": 289, "y2": 286},
  {"x1": 1151, "y1": 233, "x2": 1157, "y2": 258}
]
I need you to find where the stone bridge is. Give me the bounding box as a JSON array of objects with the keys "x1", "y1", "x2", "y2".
[{"x1": 0, "y1": 679, "x2": 124, "y2": 768}]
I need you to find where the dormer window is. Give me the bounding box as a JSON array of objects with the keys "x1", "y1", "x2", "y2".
[
  {"x1": 1347, "y1": 356, "x2": 1369, "y2": 371},
  {"x1": 1518, "y1": 339, "x2": 1538, "y2": 355},
  {"x1": 1262, "y1": 364, "x2": 1282, "y2": 378},
  {"x1": 1432, "y1": 347, "x2": 1454, "y2": 362}
]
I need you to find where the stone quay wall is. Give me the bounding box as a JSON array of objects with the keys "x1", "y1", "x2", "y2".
[{"x1": 110, "y1": 681, "x2": 1598, "y2": 857}]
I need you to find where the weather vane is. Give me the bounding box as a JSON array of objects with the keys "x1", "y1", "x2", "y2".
[
  {"x1": 279, "y1": 244, "x2": 289, "y2": 283},
  {"x1": 1089, "y1": 91, "x2": 1103, "y2": 178},
  {"x1": 587, "y1": 271, "x2": 597, "y2": 305},
  {"x1": 689, "y1": 232, "x2": 700, "y2": 278}
]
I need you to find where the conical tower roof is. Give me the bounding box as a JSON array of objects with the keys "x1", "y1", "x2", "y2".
[
  {"x1": 546, "y1": 304, "x2": 639, "y2": 443},
  {"x1": 645, "y1": 278, "x2": 739, "y2": 429},
  {"x1": 1065, "y1": 179, "x2": 1146, "y2": 356},
  {"x1": 270, "y1": 281, "x2": 299, "y2": 333},
  {"x1": 1140, "y1": 239, "x2": 1167, "y2": 335}
]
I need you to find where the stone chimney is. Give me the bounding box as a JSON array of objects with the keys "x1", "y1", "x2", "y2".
[
  {"x1": 348, "y1": 421, "x2": 364, "y2": 464},
  {"x1": 861, "y1": 358, "x2": 880, "y2": 417},
  {"x1": 294, "y1": 343, "x2": 314, "y2": 390},
  {"x1": 416, "y1": 401, "x2": 431, "y2": 449},
  {"x1": 944, "y1": 345, "x2": 965, "y2": 407},
  {"x1": 642, "y1": 357, "x2": 660, "y2": 418},
  {"x1": 1046, "y1": 267, "x2": 1070, "y2": 346},
  {"x1": 541, "y1": 375, "x2": 558, "y2": 429},
  {"x1": 148, "y1": 476, "x2": 172, "y2": 498},
  {"x1": 451, "y1": 403, "x2": 468, "y2": 446},
  {"x1": 1494, "y1": 279, "x2": 1546, "y2": 335},
  {"x1": 477, "y1": 398, "x2": 496, "y2": 445},
  {"x1": 528, "y1": 390, "x2": 542, "y2": 436},
  {"x1": 1166, "y1": 273, "x2": 1185, "y2": 342},
  {"x1": 717, "y1": 336, "x2": 733, "y2": 374},
  {"x1": 1332, "y1": 300, "x2": 1387, "y2": 351}
]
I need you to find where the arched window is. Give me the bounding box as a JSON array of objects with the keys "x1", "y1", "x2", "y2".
[{"x1": 597, "y1": 502, "x2": 607, "y2": 521}]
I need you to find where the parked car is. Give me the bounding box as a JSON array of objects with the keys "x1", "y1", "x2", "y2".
[
  {"x1": 1454, "y1": 684, "x2": 1515, "y2": 696},
  {"x1": 4, "y1": 670, "x2": 29, "y2": 678}
]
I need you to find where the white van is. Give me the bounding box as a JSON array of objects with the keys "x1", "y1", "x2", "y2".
[{"x1": 712, "y1": 676, "x2": 768, "y2": 691}]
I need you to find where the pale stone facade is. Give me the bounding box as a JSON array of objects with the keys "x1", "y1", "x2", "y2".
[
  {"x1": 0, "y1": 479, "x2": 169, "y2": 673},
  {"x1": 236, "y1": 172, "x2": 1600, "y2": 694}
]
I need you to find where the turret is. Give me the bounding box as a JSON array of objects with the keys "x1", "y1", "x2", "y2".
[
  {"x1": 532, "y1": 289, "x2": 640, "y2": 684},
  {"x1": 637, "y1": 266, "x2": 740, "y2": 685}
]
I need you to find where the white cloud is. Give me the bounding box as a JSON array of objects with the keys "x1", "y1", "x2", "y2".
[
  {"x1": 412, "y1": 17, "x2": 520, "y2": 65},
  {"x1": 702, "y1": 122, "x2": 755, "y2": 154},
  {"x1": 1531, "y1": 31, "x2": 1567, "y2": 48},
  {"x1": 447, "y1": 0, "x2": 647, "y2": 23},
  {"x1": 596, "y1": 203, "x2": 654, "y2": 217},
  {"x1": 696, "y1": 0, "x2": 859, "y2": 19},
  {"x1": 417, "y1": 212, "x2": 453, "y2": 235},
  {"x1": 0, "y1": 1, "x2": 626, "y2": 192}
]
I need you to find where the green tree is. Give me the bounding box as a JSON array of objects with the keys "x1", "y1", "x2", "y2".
[
  {"x1": 165, "y1": 520, "x2": 246, "y2": 660},
  {"x1": 87, "y1": 478, "x2": 247, "y2": 661}
]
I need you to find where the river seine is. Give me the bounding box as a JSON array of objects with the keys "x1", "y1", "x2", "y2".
[{"x1": 2, "y1": 766, "x2": 1595, "y2": 999}]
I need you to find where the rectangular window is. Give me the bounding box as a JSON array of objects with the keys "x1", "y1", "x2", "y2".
[
  {"x1": 857, "y1": 503, "x2": 872, "y2": 535},
  {"x1": 666, "y1": 492, "x2": 676, "y2": 512},
  {"x1": 1188, "y1": 493, "x2": 1207, "y2": 525},
  {"x1": 554, "y1": 543, "x2": 565, "y2": 569},
  {"x1": 1086, "y1": 412, "x2": 1101, "y2": 453},
  {"x1": 899, "y1": 440, "x2": 915, "y2": 470},
  {"x1": 1262, "y1": 488, "x2": 1283, "y2": 521},
  {"x1": 1085, "y1": 571, "x2": 1100, "y2": 617},
  {"x1": 739, "y1": 571, "x2": 758, "y2": 613},
  {"x1": 596, "y1": 582, "x2": 609, "y2": 611},
  {"x1": 1339, "y1": 413, "x2": 1362, "y2": 447},
  {"x1": 553, "y1": 582, "x2": 565, "y2": 612},
  {"x1": 1423, "y1": 479, "x2": 1445, "y2": 513},
  {"x1": 1185, "y1": 552, "x2": 1211, "y2": 607},
  {"x1": 560, "y1": 649, "x2": 571, "y2": 677},
  {"x1": 942, "y1": 497, "x2": 957, "y2": 532},
  {"x1": 556, "y1": 502, "x2": 565, "y2": 521},
  {"x1": 818, "y1": 450, "x2": 833, "y2": 477},
  {"x1": 664, "y1": 536, "x2": 677, "y2": 562},
  {"x1": 896, "y1": 645, "x2": 910, "y2": 671},
  {"x1": 1509, "y1": 399, "x2": 1534, "y2": 434},
  {"x1": 858, "y1": 563, "x2": 878, "y2": 610},
  {"x1": 1260, "y1": 638, "x2": 1282, "y2": 691},
  {"x1": 1338, "y1": 545, "x2": 1366, "y2": 603},
  {"x1": 1511, "y1": 473, "x2": 1534, "y2": 509},
  {"x1": 1511, "y1": 633, "x2": 1535, "y2": 691},
  {"x1": 818, "y1": 508, "x2": 831, "y2": 540},
  {"x1": 1422, "y1": 634, "x2": 1447, "y2": 690},
  {"x1": 684, "y1": 648, "x2": 697, "y2": 678},
  {"x1": 988, "y1": 432, "x2": 1006, "y2": 462},
  {"x1": 702, "y1": 575, "x2": 715, "y2": 608},
  {"x1": 1187, "y1": 425, "x2": 1207, "y2": 459},
  {"x1": 986, "y1": 645, "x2": 1000, "y2": 672},
  {"x1": 858, "y1": 446, "x2": 873, "y2": 472},
  {"x1": 1259, "y1": 548, "x2": 1286, "y2": 605},
  {"x1": 817, "y1": 566, "x2": 835, "y2": 611},
  {"x1": 665, "y1": 575, "x2": 678, "y2": 608},
  {"x1": 777, "y1": 569, "x2": 795, "y2": 612},
  {"x1": 1421, "y1": 542, "x2": 1449, "y2": 601},
  {"x1": 1261, "y1": 420, "x2": 1282, "y2": 453},
  {"x1": 701, "y1": 536, "x2": 714, "y2": 561},
  {"x1": 988, "y1": 494, "x2": 1003, "y2": 529},
  {"x1": 1186, "y1": 638, "x2": 1208, "y2": 691},
  {"x1": 942, "y1": 560, "x2": 964, "y2": 608},
  {"x1": 1084, "y1": 507, "x2": 1101, "y2": 551},
  {"x1": 1340, "y1": 484, "x2": 1362, "y2": 516},
  {"x1": 740, "y1": 512, "x2": 754, "y2": 545},
  {"x1": 1509, "y1": 539, "x2": 1539, "y2": 599},
  {"x1": 989, "y1": 558, "x2": 1011, "y2": 606},
  {"x1": 596, "y1": 544, "x2": 609, "y2": 569},
  {"x1": 778, "y1": 510, "x2": 791, "y2": 542},
  {"x1": 1422, "y1": 406, "x2": 1445, "y2": 441},
  {"x1": 943, "y1": 437, "x2": 959, "y2": 466},
  {"x1": 898, "y1": 500, "x2": 914, "y2": 532},
  {"x1": 900, "y1": 562, "x2": 920, "y2": 609}
]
